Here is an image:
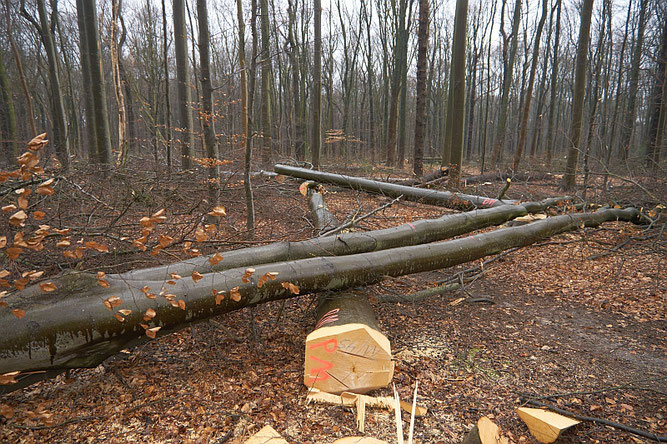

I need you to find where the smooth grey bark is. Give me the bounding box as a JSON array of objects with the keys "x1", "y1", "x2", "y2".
[
  {"x1": 311, "y1": 0, "x2": 322, "y2": 169},
  {"x1": 413, "y1": 0, "x2": 429, "y2": 177},
  {"x1": 562, "y1": 0, "x2": 594, "y2": 191},
  {"x1": 545, "y1": 0, "x2": 562, "y2": 166},
  {"x1": 447, "y1": 0, "x2": 468, "y2": 188},
  {"x1": 22, "y1": 0, "x2": 70, "y2": 167},
  {"x1": 173, "y1": 0, "x2": 194, "y2": 169},
  {"x1": 196, "y1": 0, "x2": 219, "y2": 206},
  {"x1": 385, "y1": 0, "x2": 408, "y2": 166},
  {"x1": 308, "y1": 188, "x2": 339, "y2": 233},
  {"x1": 80, "y1": 0, "x2": 112, "y2": 165},
  {"x1": 259, "y1": 0, "x2": 273, "y2": 163},
  {"x1": 124, "y1": 196, "x2": 565, "y2": 282},
  {"x1": 618, "y1": 0, "x2": 648, "y2": 160},
  {"x1": 512, "y1": 0, "x2": 548, "y2": 171},
  {"x1": 0, "y1": 207, "x2": 640, "y2": 393},
  {"x1": 274, "y1": 164, "x2": 515, "y2": 210},
  {"x1": 161, "y1": 0, "x2": 172, "y2": 170},
  {"x1": 489, "y1": 0, "x2": 522, "y2": 168}
]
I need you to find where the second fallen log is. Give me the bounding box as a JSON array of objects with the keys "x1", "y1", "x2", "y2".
[{"x1": 305, "y1": 293, "x2": 394, "y2": 394}]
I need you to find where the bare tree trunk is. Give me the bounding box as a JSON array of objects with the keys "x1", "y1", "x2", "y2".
[
  {"x1": 545, "y1": 0, "x2": 562, "y2": 166},
  {"x1": 3, "y1": 0, "x2": 36, "y2": 138},
  {"x1": 618, "y1": 0, "x2": 648, "y2": 160},
  {"x1": 489, "y1": 0, "x2": 521, "y2": 168},
  {"x1": 161, "y1": 0, "x2": 172, "y2": 171},
  {"x1": 22, "y1": 0, "x2": 70, "y2": 168},
  {"x1": 413, "y1": 0, "x2": 429, "y2": 177},
  {"x1": 110, "y1": 0, "x2": 128, "y2": 167},
  {"x1": 0, "y1": 207, "x2": 639, "y2": 393},
  {"x1": 512, "y1": 0, "x2": 548, "y2": 171},
  {"x1": 78, "y1": 0, "x2": 112, "y2": 165},
  {"x1": 260, "y1": 0, "x2": 273, "y2": 163},
  {"x1": 646, "y1": 13, "x2": 667, "y2": 169},
  {"x1": 447, "y1": 0, "x2": 469, "y2": 188},
  {"x1": 237, "y1": 0, "x2": 255, "y2": 238},
  {"x1": 196, "y1": 0, "x2": 219, "y2": 207},
  {"x1": 0, "y1": 49, "x2": 18, "y2": 162},
  {"x1": 562, "y1": 0, "x2": 594, "y2": 191},
  {"x1": 173, "y1": 0, "x2": 194, "y2": 169},
  {"x1": 312, "y1": 0, "x2": 322, "y2": 169},
  {"x1": 385, "y1": 0, "x2": 408, "y2": 166}
]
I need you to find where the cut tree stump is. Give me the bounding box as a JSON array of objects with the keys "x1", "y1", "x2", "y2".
[
  {"x1": 304, "y1": 293, "x2": 394, "y2": 394},
  {"x1": 516, "y1": 407, "x2": 580, "y2": 443}
]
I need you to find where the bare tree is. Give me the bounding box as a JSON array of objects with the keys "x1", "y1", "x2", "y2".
[
  {"x1": 174, "y1": 0, "x2": 194, "y2": 169},
  {"x1": 447, "y1": 0, "x2": 468, "y2": 188},
  {"x1": 562, "y1": 0, "x2": 595, "y2": 191},
  {"x1": 413, "y1": 0, "x2": 429, "y2": 177}
]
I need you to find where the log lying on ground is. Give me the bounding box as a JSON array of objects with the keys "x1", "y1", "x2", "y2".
[
  {"x1": 123, "y1": 197, "x2": 567, "y2": 282},
  {"x1": 305, "y1": 293, "x2": 394, "y2": 394},
  {"x1": 387, "y1": 167, "x2": 448, "y2": 186},
  {"x1": 463, "y1": 171, "x2": 554, "y2": 185},
  {"x1": 308, "y1": 187, "x2": 339, "y2": 234},
  {"x1": 274, "y1": 164, "x2": 516, "y2": 210},
  {"x1": 0, "y1": 207, "x2": 640, "y2": 393}
]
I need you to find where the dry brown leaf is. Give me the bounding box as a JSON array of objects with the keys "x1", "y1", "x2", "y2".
[
  {"x1": 36, "y1": 186, "x2": 54, "y2": 196},
  {"x1": 56, "y1": 239, "x2": 71, "y2": 248},
  {"x1": 177, "y1": 299, "x2": 186, "y2": 310},
  {"x1": 207, "y1": 206, "x2": 227, "y2": 217},
  {"x1": 0, "y1": 404, "x2": 14, "y2": 418},
  {"x1": 114, "y1": 313, "x2": 125, "y2": 322},
  {"x1": 11, "y1": 309, "x2": 25, "y2": 319},
  {"x1": 6, "y1": 246, "x2": 23, "y2": 260},
  {"x1": 169, "y1": 273, "x2": 182, "y2": 280},
  {"x1": 144, "y1": 308, "x2": 156, "y2": 321},
  {"x1": 97, "y1": 279, "x2": 110, "y2": 288},
  {"x1": 208, "y1": 253, "x2": 223, "y2": 266},
  {"x1": 39, "y1": 282, "x2": 57, "y2": 292},
  {"x1": 145, "y1": 327, "x2": 161, "y2": 339},
  {"x1": 0, "y1": 371, "x2": 20, "y2": 385},
  {"x1": 13, "y1": 278, "x2": 29, "y2": 290},
  {"x1": 281, "y1": 282, "x2": 300, "y2": 294},
  {"x1": 0, "y1": 270, "x2": 9, "y2": 279},
  {"x1": 242, "y1": 268, "x2": 255, "y2": 283},
  {"x1": 192, "y1": 271, "x2": 204, "y2": 283},
  {"x1": 63, "y1": 250, "x2": 76, "y2": 259},
  {"x1": 230, "y1": 287, "x2": 241, "y2": 302},
  {"x1": 159, "y1": 235, "x2": 174, "y2": 248},
  {"x1": 32, "y1": 210, "x2": 46, "y2": 220},
  {"x1": 9, "y1": 210, "x2": 27, "y2": 226},
  {"x1": 2, "y1": 204, "x2": 17, "y2": 212},
  {"x1": 17, "y1": 196, "x2": 28, "y2": 210},
  {"x1": 0, "y1": 236, "x2": 6, "y2": 248}
]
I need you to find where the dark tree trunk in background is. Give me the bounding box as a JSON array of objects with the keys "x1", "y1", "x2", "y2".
[
  {"x1": 196, "y1": 0, "x2": 219, "y2": 206},
  {"x1": 413, "y1": 0, "x2": 429, "y2": 177},
  {"x1": 646, "y1": 13, "x2": 667, "y2": 168},
  {"x1": 0, "y1": 48, "x2": 18, "y2": 161},
  {"x1": 562, "y1": 0, "x2": 594, "y2": 191},
  {"x1": 385, "y1": 0, "x2": 408, "y2": 166},
  {"x1": 545, "y1": 0, "x2": 562, "y2": 166},
  {"x1": 260, "y1": 0, "x2": 273, "y2": 163},
  {"x1": 447, "y1": 0, "x2": 468, "y2": 188},
  {"x1": 311, "y1": 0, "x2": 322, "y2": 169},
  {"x1": 174, "y1": 0, "x2": 195, "y2": 169}
]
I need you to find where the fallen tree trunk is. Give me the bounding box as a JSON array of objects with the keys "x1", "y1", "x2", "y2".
[
  {"x1": 305, "y1": 293, "x2": 394, "y2": 394},
  {"x1": 308, "y1": 187, "x2": 339, "y2": 234},
  {"x1": 274, "y1": 164, "x2": 516, "y2": 209},
  {"x1": 123, "y1": 197, "x2": 566, "y2": 282},
  {"x1": 0, "y1": 207, "x2": 640, "y2": 393},
  {"x1": 463, "y1": 171, "x2": 554, "y2": 184}
]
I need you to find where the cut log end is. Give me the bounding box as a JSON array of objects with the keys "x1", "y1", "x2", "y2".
[{"x1": 516, "y1": 407, "x2": 580, "y2": 443}]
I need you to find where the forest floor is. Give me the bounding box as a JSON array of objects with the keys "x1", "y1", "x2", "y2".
[{"x1": 0, "y1": 159, "x2": 665, "y2": 443}]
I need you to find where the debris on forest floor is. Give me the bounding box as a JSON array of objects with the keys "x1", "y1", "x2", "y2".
[{"x1": 244, "y1": 424, "x2": 288, "y2": 443}]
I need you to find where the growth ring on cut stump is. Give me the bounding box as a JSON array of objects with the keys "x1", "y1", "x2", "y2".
[{"x1": 304, "y1": 293, "x2": 394, "y2": 394}]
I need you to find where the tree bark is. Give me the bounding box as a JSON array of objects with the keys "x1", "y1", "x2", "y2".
[
  {"x1": 124, "y1": 196, "x2": 564, "y2": 282},
  {"x1": 196, "y1": 0, "x2": 219, "y2": 208},
  {"x1": 489, "y1": 0, "x2": 521, "y2": 168},
  {"x1": 237, "y1": 0, "x2": 255, "y2": 238},
  {"x1": 545, "y1": 0, "x2": 562, "y2": 166},
  {"x1": 307, "y1": 187, "x2": 339, "y2": 234},
  {"x1": 562, "y1": 0, "x2": 594, "y2": 191},
  {"x1": 385, "y1": 0, "x2": 408, "y2": 166},
  {"x1": 274, "y1": 164, "x2": 515, "y2": 210},
  {"x1": 161, "y1": 0, "x2": 172, "y2": 171},
  {"x1": 0, "y1": 48, "x2": 18, "y2": 162},
  {"x1": 447, "y1": 0, "x2": 468, "y2": 188},
  {"x1": 173, "y1": 0, "x2": 195, "y2": 169},
  {"x1": 311, "y1": 0, "x2": 322, "y2": 169},
  {"x1": 260, "y1": 0, "x2": 273, "y2": 163},
  {"x1": 646, "y1": 12, "x2": 666, "y2": 169},
  {"x1": 413, "y1": 0, "x2": 429, "y2": 177},
  {"x1": 512, "y1": 0, "x2": 548, "y2": 171},
  {"x1": 0, "y1": 207, "x2": 640, "y2": 393},
  {"x1": 23, "y1": 0, "x2": 70, "y2": 167}
]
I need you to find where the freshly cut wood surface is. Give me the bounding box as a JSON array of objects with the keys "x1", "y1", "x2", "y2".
[
  {"x1": 304, "y1": 293, "x2": 394, "y2": 394},
  {"x1": 306, "y1": 388, "x2": 428, "y2": 416},
  {"x1": 244, "y1": 425, "x2": 288, "y2": 443},
  {"x1": 516, "y1": 407, "x2": 580, "y2": 443},
  {"x1": 332, "y1": 438, "x2": 389, "y2": 444}
]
